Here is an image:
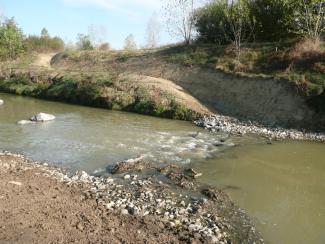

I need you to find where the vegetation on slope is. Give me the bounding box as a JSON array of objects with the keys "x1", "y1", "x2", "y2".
[{"x1": 0, "y1": 70, "x2": 196, "y2": 120}]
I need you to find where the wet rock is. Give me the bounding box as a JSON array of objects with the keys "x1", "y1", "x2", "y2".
[
  {"x1": 30, "y1": 113, "x2": 56, "y2": 122},
  {"x1": 185, "y1": 168, "x2": 202, "y2": 179},
  {"x1": 201, "y1": 188, "x2": 224, "y2": 202},
  {"x1": 111, "y1": 156, "x2": 146, "y2": 174},
  {"x1": 17, "y1": 120, "x2": 35, "y2": 125},
  {"x1": 79, "y1": 171, "x2": 90, "y2": 182},
  {"x1": 159, "y1": 164, "x2": 181, "y2": 174},
  {"x1": 123, "y1": 174, "x2": 131, "y2": 180}
]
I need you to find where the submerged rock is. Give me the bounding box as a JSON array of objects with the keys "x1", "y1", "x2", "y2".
[
  {"x1": 17, "y1": 120, "x2": 35, "y2": 125},
  {"x1": 111, "y1": 156, "x2": 146, "y2": 174},
  {"x1": 30, "y1": 113, "x2": 56, "y2": 122},
  {"x1": 185, "y1": 168, "x2": 203, "y2": 179},
  {"x1": 0, "y1": 99, "x2": 3, "y2": 105}
]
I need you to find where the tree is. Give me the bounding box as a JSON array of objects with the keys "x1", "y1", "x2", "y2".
[
  {"x1": 41, "y1": 28, "x2": 50, "y2": 39},
  {"x1": 145, "y1": 13, "x2": 161, "y2": 48},
  {"x1": 124, "y1": 34, "x2": 137, "y2": 50},
  {"x1": 76, "y1": 33, "x2": 94, "y2": 50},
  {"x1": 0, "y1": 17, "x2": 25, "y2": 60},
  {"x1": 163, "y1": 0, "x2": 196, "y2": 45},
  {"x1": 87, "y1": 24, "x2": 108, "y2": 47},
  {"x1": 291, "y1": 0, "x2": 324, "y2": 39},
  {"x1": 224, "y1": 0, "x2": 255, "y2": 60},
  {"x1": 194, "y1": 0, "x2": 229, "y2": 44},
  {"x1": 247, "y1": 0, "x2": 293, "y2": 41},
  {"x1": 98, "y1": 42, "x2": 111, "y2": 51}
]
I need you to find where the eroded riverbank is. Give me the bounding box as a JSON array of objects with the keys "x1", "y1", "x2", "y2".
[{"x1": 0, "y1": 152, "x2": 263, "y2": 243}]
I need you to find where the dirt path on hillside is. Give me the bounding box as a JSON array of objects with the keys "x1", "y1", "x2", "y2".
[
  {"x1": 130, "y1": 75, "x2": 212, "y2": 116},
  {"x1": 0, "y1": 154, "x2": 178, "y2": 243},
  {"x1": 33, "y1": 53, "x2": 56, "y2": 68}
]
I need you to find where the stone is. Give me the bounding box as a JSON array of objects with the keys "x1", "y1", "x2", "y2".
[
  {"x1": 111, "y1": 156, "x2": 146, "y2": 174},
  {"x1": 79, "y1": 171, "x2": 89, "y2": 182},
  {"x1": 76, "y1": 222, "x2": 84, "y2": 231},
  {"x1": 17, "y1": 120, "x2": 35, "y2": 125},
  {"x1": 8, "y1": 181, "x2": 22, "y2": 186},
  {"x1": 30, "y1": 113, "x2": 56, "y2": 122},
  {"x1": 121, "y1": 209, "x2": 129, "y2": 215},
  {"x1": 0, "y1": 99, "x2": 3, "y2": 105},
  {"x1": 123, "y1": 174, "x2": 131, "y2": 180}
]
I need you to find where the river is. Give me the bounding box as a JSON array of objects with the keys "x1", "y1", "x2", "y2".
[{"x1": 0, "y1": 92, "x2": 324, "y2": 244}]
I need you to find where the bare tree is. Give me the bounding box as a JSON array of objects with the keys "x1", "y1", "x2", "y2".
[
  {"x1": 145, "y1": 13, "x2": 161, "y2": 48},
  {"x1": 224, "y1": 0, "x2": 254, "y2": 60},
  {"x1": 88, "y1": 24, "x2": 108, "y2": 48},
  {"x1": 163, "y1": 0, "x2": 196, "y2": 45},
  {"x1": 124, "y1": 34, "x2": 137, "y2": 51},
  {"x1": 293, "y1": 0, "x2": 324, "y2": 39}
]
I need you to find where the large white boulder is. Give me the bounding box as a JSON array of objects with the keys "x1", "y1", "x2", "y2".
[
  {"x1": 0, "y1": 99, "x2": 3, "y2": 105},
  {"x1": 30, "y1": 113, "x2": 56, "y2": 122}
]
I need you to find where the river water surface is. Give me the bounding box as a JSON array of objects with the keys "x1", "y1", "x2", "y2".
[{"x1": 0, "y1": 92, "x2": 324, "y2": 244}]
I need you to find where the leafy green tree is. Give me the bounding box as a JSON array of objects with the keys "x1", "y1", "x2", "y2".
[
  {"x1": 76, "y1": 33, "x2": 94, "y2": 50},
  {"x1": 194, "y1": 0, "x2": 229, "y2": 44},
  {"x1": 225, "y1": 0, "x2": 255, "y2": 59},
  {"x1": 0, "y1": 17, "x2": 25, "y2": 60},
  {"x1": 247, "y1": 0, "x2": 293, "y2": 41},
  {"x1": 41, "y1": 28, "x2": 50, "y2": 39},
  {"x1": 291, "y1": 0, "x2": 324, "y2": 39}
]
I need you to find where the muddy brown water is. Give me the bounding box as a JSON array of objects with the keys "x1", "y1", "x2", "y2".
[{"x1": 0, "y1": 92, "x2": 324, "y2": 244}]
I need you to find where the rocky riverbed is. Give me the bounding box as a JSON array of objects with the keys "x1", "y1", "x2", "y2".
[
  {"x1": 0, "y1": 151, "x2": 263, "y2": 243},
  {"x1": 195, "y1": 114, "x2": 325, "y2": 142}
]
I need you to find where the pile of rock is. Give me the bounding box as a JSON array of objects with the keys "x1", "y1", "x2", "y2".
[{"x1": 195, "y1": 114, "x2": 325, "y2": 142}]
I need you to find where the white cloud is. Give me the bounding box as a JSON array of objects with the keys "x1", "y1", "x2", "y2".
[{"x1": 62, "y1": 0, "x2": 161, "y2": 17}]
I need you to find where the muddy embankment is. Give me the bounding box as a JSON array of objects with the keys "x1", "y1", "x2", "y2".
[{"x1": 52, "y1": 52, "x2": 325, "y2": 130}]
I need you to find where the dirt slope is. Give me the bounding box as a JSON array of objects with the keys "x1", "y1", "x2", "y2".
[
  {"x1": 33, "y1": 53, "x2": 56, "y2": 68},
  {"x1": 130, "y1": 74, "x2": 211, "y2": 115}
]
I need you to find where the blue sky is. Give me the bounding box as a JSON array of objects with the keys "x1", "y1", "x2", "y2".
[{"x1": 0, "y1": 0, "x2": 174, "y2": 49}]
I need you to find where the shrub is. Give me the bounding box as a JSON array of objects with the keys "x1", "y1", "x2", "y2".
[
  {"x1": 0, "y1": 18, "x2": 25, "y2": 60},
  {"x1": 25, "y1": 35, "x2": 65, "y2": 53}
]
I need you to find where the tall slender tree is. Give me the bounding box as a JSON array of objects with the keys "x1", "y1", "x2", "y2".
[
  {"x1": 163, "y1": 0, "x2": 196, "y2": 45},
  {"x1": 145, "y1": 13, "x2": 161, "y2": 48}
]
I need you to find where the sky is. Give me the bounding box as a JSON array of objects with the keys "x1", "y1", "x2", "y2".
[{"x1": 0, "y1": 0, "x2": 176, "y2": 49}]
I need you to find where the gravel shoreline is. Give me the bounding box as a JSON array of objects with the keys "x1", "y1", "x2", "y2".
[
  {"x1": 0, "y1": 151, "x2": 263, "y2": 243},
  {"x1": 195, "y1": 114, "x2": 325, "y2": 142}
]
